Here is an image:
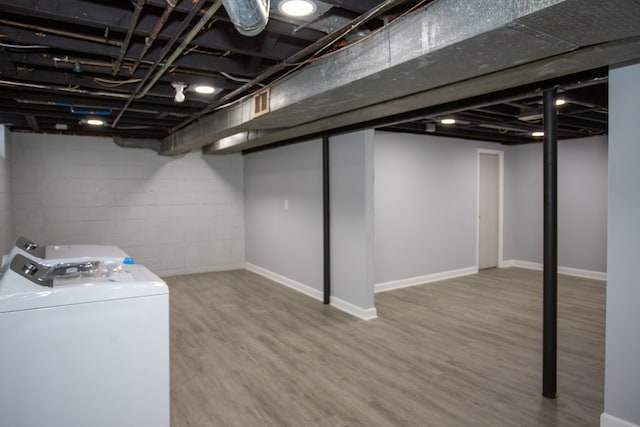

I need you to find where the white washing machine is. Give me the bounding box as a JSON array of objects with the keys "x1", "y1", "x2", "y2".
[
  {"x1": 1, "y1": 236, "x2": 132, "y2": 270},
  {"x1": 0, "y1": 254, "x2": 170, "y2": 427}
]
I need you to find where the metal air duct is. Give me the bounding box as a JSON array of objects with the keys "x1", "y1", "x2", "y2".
[{"x1": 221, "y1": 0, "x2": 269, "y2": 37}]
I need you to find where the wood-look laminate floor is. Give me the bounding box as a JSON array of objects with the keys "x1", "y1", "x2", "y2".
[{"x1": 166, "y1": 268, "x2": 605, "y2": 427}]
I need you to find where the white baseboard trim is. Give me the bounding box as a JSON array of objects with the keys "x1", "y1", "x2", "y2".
[
  {"x1": 330, "y1": 296, "x2": 378, "y2": 320},
  {"x1": 506, "y1": 259, "x2": 544, "y2": 271},
  {"x1": 245, "y1": 263, "x2": 377, "y2": 320},
  {"x1": 375, "y1": 266, "x2": 478, "y2": 293},
  {"x1": 601, "y1": 413, "x2": 640, "y2": 427},
  {"x1": 245, "y1": 263, "x2": 322, "y2": 301},
  {"x1": 504, "y1": 259, "x2": 607, "y2": 281},
  {"x1": 500, "y1": 259, "x2": 515, "y2": 268},
  {"x1": 559, "y1": 266, "x2": 607, "y2": 281}
]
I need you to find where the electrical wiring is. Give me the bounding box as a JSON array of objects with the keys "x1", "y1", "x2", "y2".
[
  {"x1": 0, "y1": 42, "x2": 48, "y2": 49},
  {"x1": 93, "y1": 77, "x2": 143, "y2": 87},
  {"x1": 220, "y1": 72, "x2": 265, "y2": 87}
]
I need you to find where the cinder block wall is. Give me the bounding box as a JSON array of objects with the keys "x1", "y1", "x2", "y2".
[{"x1": 9, "y1": 133, "x2": 244, "y2": 277}]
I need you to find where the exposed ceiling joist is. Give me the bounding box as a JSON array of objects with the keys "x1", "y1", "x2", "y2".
[
  {"x1": 1, "y1": 0, "x2": 638, "y2": 152},
  {"x1": 169, "y1": 0, "x2": 639, "y2": 154}
]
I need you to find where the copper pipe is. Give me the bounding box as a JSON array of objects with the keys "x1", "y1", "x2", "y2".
[
  {"x1": 130, "y1": 0, "x2": 177, "y2": 74},
  {"x1": 112, "y1": 0, "x2": 220, "y2": 128},
  {"x1": 0, "y1": 18, "x2": 122, "y2": 47},
  {"x1": 53, "y1": 56, "x2": 114, "y2": 69}
]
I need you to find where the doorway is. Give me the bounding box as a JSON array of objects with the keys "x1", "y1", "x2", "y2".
[{"x1": 478, "y1": 150, "x2": 503, "y2": 269}]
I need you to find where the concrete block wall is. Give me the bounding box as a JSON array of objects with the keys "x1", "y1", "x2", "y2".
[{"x1": 10, "y1": 133, "x2": 244, "y2": 277}]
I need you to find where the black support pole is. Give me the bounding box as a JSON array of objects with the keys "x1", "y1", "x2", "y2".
[
  {"x1": 542, "y1": 88, "x2": 558, "y2": 399},
  {"x1": 322, "y1": 136, "x2": 331, "y2": 304}
]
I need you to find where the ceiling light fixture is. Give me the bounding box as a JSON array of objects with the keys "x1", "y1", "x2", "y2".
[
  {"x1": 555, "y1": 98, "x2": 566, "y2": 106},
  {"x1": 278, "y1": 0, "x2": 316, "y2": 17},
  {"x1": 172, "y1": 82, "x2": 187, "y2": 103},
  {"x1": 194, "y1": 85, "x2": 215, "y2": 94},
  {"x1": 86, "y1": 119, "x2": 105, "y2": 126},
  {"x1": 531, "y1": 131, "x2": 544, "y2": 137},
  {"x1": 440, "y1": 118, "x2": 456, "y2": 125}
]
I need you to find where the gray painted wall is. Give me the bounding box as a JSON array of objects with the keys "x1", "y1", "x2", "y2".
[
  {"x1": 10, "y1": 133, "x2": 244, "y2": 276},
  {"x1": 374, "y1": 131, "x2": 607, "y2": 285},
  {"x1": 504, "y1": 142, "x2": 542, "y2": 263},
  {"x1": 244, "y1": 140, "x2": 323, "y2": 291},
  {"x1": 603, "y1": 62, "x2": 640, "y2": 426},
  {"x1": 506, "y1": 136, "x2": 608, "y2": 272},
  {"x1": 244, "y1": 131, "x2": 376, "y2": 312},
  {"x1": 0, "y1": 126, "x2": 11, "y2": 254},
  {"x1": 374, "y1": 132, "x2": 496, "y2": 284},
  {"x1": 330, "y1": 130, "x2": 375, "y2": 310}
]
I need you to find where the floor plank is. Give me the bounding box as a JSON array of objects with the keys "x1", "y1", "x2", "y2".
[{"x1": 166, "y1": 267, "x2": 605, "y2": 427}]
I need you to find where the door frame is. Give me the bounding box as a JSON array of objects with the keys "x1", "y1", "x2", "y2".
[{"x1": 476, "y1": 149, "x2": 505, "y2": 269}]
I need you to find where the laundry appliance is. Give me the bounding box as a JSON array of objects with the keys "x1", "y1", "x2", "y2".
[
  {"x1": 0, "y1": 254, "x2": 169, "y2": 427},
  {"x1": 1, "y1": 236, "x2": 131, "y2": 270}
]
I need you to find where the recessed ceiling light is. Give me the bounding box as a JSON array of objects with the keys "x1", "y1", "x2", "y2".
[
  {"x1": 531, "y1": 131, "x2": 544, "y2": 137},
  {"x1": 278, "y1": 0, "x2": 316, "y2": 17},
  {"x1": 440, "y1": 118, "x2": 456, "y2": 125},
  {"x1": 194, "y1": 85, "x2": 215, "y2": 94},
  {"x1": 86, "y1": 119, "x2": 105, "y2": 126},
  {"x1": 555, "y1": 99, "x2": 566, "y2": 106}
]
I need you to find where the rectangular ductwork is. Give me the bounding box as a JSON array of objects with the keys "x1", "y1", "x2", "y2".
[
  {"x1": 158, "y1": 0, "x2": 640, "y2": 154},
  {"x1": 252, "y1": 87, "x2": 271, "y2": 119}
]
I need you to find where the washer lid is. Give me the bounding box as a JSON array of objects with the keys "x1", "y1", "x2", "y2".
[
  {"x1": 45, "y1": 244, "x2": 130, "y2": 264},
  {"x1": 0, "y1": 255, "x2": 167, "y2": 313},
  {"x1": 2, "y1": 238, "x2": 131, "y2": 271}
]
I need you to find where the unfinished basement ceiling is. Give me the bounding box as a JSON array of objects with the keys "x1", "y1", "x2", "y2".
[
  {"x1": 0, "y1": 0, "x2": 422, "y2": 139},
  {"x1": 377, "y1": 71, "x2": 609, "y2": 145},
  {"x1": 0, "y1": 0, "x2": 639, "y2": 153}
]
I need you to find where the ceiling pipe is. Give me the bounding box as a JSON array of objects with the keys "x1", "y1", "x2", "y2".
[
  {"x1": 0, "y1": 18, "x2": 122, "y2": 47},
  {"x1": 139, "y1": 0, "x2": 223, "y2": 96},
  {"x1": 112, "y1": 0, "x2": 220, "y2": 128},
  {"x1": 221, "y1": 0, "x2": 269, "y2": 37},
  {"x1": 130, "y1": 0, "x2": 178, "y2": 74},
  {"x1": 171, "y1": 0, "x2": 407, "y2": 133},
  {"x1": 53, "y1": 56, "x2": 116, "y2": 70},
  {"x1": 0, "y1": 79, "x2": 132, "y2": 99},
  {"x1": 113, "y1": 0, "x2": 146, "y2": 76}
]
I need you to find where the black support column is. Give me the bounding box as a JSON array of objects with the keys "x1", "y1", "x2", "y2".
[
  {"x1": 322, "y1": 136, "x2": 331, "y2": 304},
  {"x1": 542, "y1": 88, "x2": 558, "y2": 399}
]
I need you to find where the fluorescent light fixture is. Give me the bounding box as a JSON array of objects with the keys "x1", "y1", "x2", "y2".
[
  {"x1": 555, "y1": 98, "x2": 566, "y2": 106},
  {"x1": 278, "y1": 0, "x2": 316, "y2": 17},
  {"x1": 440, "y1": 118, "x2": 456, "y2": 125},
  {"x1": 531, "y1": 131, "x2": 544, "y2": 137},
  {"x1": 194, "y1": 85, "x2": 215, "y2": 94},
  {"x1": 86, "y1": 119, "x2": 104, "y2": 126},
  {"x1": 518, "y1": 108, "x2": 542, "y2": 121}
]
